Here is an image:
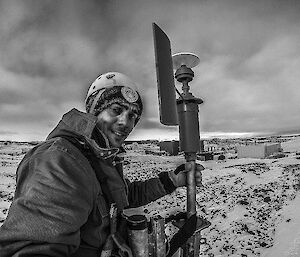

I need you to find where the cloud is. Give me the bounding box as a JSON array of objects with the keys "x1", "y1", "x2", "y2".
[
  {"x1": 0, "y1": 130, "x2": 18, "y2": 135},
  {"x1": 0, "y1": 0, "x2": 300, "y2": 140}
]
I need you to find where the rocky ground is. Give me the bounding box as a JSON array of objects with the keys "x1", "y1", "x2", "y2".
[{"x1": 1, "y1": 140, "x2": 300, "y2": 256}]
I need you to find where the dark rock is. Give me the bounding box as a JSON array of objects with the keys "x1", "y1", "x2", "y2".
[
  {"x1": 237, "y1": 199, "x2": 250, "y2": 205},
  {"x1": 259, "y1": 242, "x2": 267, "y2": 247}
]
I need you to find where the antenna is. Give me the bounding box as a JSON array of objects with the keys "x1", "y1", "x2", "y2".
[{"x1": 172, "y1": 52, "x2": 200, "y2": 70}]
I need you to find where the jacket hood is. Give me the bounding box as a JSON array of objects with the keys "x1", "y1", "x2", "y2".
[{"x1": 47, "y1": 108, "x2": 120, "y2": 159}]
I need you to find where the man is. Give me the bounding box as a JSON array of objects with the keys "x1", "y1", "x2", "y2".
[{"x1": 0, "y1": 72, "x2": 203, "y2": 256}]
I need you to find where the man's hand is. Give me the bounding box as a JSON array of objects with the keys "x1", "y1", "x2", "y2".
[{"x1": 168, "y1": 163, "x2": 204, "y2": 188}]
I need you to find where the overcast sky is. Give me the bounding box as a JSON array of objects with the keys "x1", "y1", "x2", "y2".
[{"x1": 0, "y1": 0, "x2": 300, "y2": 142}]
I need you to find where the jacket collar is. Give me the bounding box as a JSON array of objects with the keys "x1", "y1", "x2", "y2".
[{"x1": 47, "y1": 108, "x2": 123, "y2": 159}]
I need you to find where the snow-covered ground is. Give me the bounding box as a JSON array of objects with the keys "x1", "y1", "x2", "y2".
[{"x1": 0, "y1": 139, "x2": 300, "y2": 256}]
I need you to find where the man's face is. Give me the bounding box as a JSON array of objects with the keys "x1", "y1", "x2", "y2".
[{"x1": 96, "y1": 103, "x2": 139, "y2": 148}]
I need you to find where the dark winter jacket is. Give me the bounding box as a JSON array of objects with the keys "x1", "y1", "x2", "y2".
[{"x1": 0, "y1": 108, "x2": 176, "y2": 257}]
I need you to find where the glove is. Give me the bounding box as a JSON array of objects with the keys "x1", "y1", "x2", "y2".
[{"x1": 168, "y1": 163, "x2": 204, "y2": 188}]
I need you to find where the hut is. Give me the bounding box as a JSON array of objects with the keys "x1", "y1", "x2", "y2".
[
  {"x1": 237, "y1": 143, "x2": 281, "y2": 159},
  {"x1": 159, "y1": 140, "x2": 180, "y2": 156}
]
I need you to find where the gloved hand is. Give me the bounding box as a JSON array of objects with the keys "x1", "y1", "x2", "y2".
[{"x1": 168, "y1": 163, "x2": 204, "y2": 188}]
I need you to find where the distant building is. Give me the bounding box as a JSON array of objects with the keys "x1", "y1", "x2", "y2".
[
  {"x1": 204, "y1": 144, "x2": 217, "y2": 152},
  {"x1": 159, "y1": 140, "x2": 180, "y2": 156},
  {"x1": 200, "y1": 140, "x2": 204, "y2": 152},
  {"x1": 197, "y1": 152, "x2": 214, "y2": 161},
  {"x1": 237, "y1": 143, "x2": 281, "y2": 159},
  {"x1": 159, "y1": 140, "x2": 205, "y2": 155}
]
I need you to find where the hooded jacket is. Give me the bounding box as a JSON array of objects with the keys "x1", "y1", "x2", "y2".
[{"x1": 0, "y1": 109, "x2": 176, "y2": 257}]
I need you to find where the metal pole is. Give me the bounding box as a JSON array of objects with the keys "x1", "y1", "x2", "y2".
[
  {"x1": 175, "y1": 65, "x2": 203, "y2": 257},
  {"x1": 182, "y1": 156, "x2": 197, "y2": 257},
  {"x1": 185, "y1": 155, "x2": 197, "y2": 218}
]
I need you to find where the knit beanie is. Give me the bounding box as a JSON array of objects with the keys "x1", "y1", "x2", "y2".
[{"x1": 85, "y1": 72, "x2": 143, "y2": 124}]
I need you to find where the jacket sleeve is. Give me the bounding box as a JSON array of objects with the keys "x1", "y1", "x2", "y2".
[
  {"x1": 0, "y1": 146, "x2": 95, "y2": 257},
  {"x1": 126, "y1": 172, "x2": 177, "y2": 208}
]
